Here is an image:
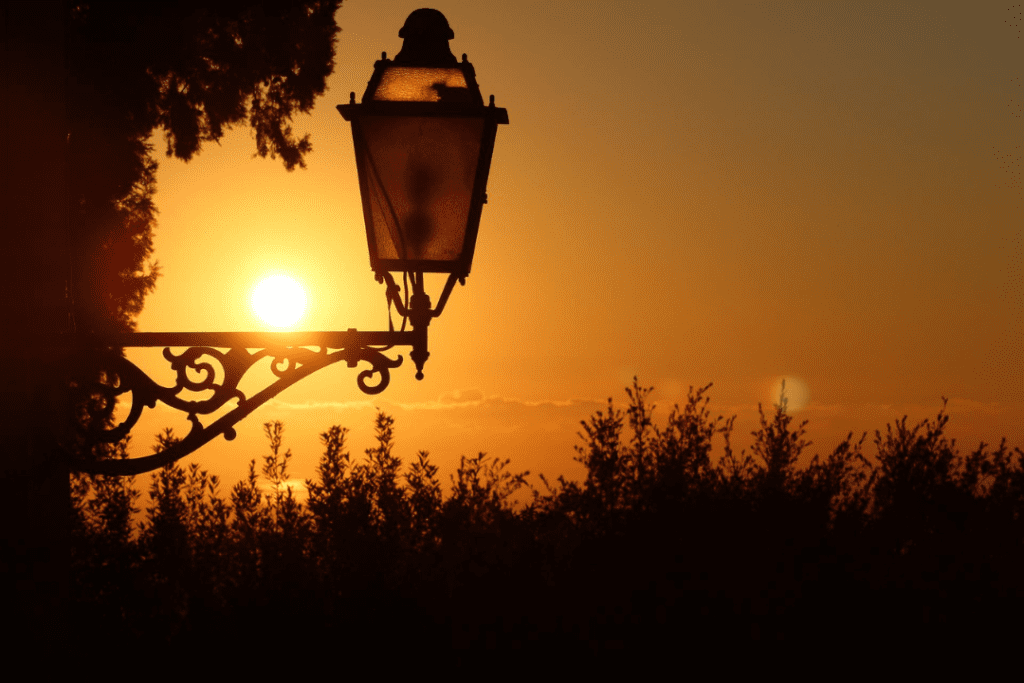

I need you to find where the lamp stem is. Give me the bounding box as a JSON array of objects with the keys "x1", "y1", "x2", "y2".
[{"x1": 408, "y1": 271, "x2": 431, "y2": 379}]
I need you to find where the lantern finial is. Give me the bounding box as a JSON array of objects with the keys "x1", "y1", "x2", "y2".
[{"x1": 395, "y1": 8, "x2": 457, "y2": 66}]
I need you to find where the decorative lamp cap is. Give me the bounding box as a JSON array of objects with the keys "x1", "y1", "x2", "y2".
[{"x1": 394, "y1": 8, "x2": 458, "y2": 66}]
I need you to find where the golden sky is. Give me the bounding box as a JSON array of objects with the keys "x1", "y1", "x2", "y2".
[{"x1": 125, "y1": 0, "x2": 1022, "y2": 494}]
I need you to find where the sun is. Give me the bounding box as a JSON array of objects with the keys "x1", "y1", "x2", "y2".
[{"x1": 252, "y1": 275, "x2": 307, "y2": 328}]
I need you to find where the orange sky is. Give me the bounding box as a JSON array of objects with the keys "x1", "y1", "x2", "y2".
[{"x1": 123, "y1": 1, "x2": 1022, "y2": 496}]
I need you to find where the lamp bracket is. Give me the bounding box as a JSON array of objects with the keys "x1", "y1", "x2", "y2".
[
  {"x1": 379, "y1": 271, "x2": 462, "y2": 320},
  {"x1": 64, "y1": 330, "x2": 413, "y2": 476}
]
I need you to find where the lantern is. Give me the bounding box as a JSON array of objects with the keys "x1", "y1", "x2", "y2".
[{"x1": 338, "y1": 8, "x2": 509, "y2": 278}]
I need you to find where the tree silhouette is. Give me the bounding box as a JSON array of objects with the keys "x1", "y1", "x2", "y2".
[
  {"x1": 134, "y1": 428, "x2": 234, "y2": 640},
  {"x1": 66, "y1": 1, "x2": 343, "y2": 333},
  {"x1": 68, "y1": 380, "x2": 1024, "y2": 657},
  {"x1": 405, "y1": 448, "x2": 443, "y2": 552},
  {"x1": 69, "y1": 437, "x2": 141, "y2": 637}
]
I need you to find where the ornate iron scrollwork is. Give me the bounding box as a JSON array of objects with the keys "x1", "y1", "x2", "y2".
[
  {"x1": 64, "y1": 273, "x2": 461, "y2": 476},
  {"x1": 66, "y1": 332, "x2": 410, "y2": 476}
]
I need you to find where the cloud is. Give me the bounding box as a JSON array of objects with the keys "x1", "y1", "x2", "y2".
[
  {"x1": 365, "y1": 392, "x2": 604, "y2": 413},
  {"x1": 439, "y1": 388, "x2": 485, "y2": 404},
  {"x1": 944, "y1": 398, "x2": 1009, "y2": 416},
  {"x1": 265, "y1": 398, "x2": 376, "y2": 411},
  {"x1": 261, "y1": 389, "x2": 597, "y2": 414}
]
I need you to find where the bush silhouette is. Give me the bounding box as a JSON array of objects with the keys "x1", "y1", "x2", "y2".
[{"x1": 70, "y1": 380, "x2": 1024, "y2": 655}]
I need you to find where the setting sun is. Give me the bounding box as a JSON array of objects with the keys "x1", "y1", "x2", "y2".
[{"x1": 252, "y1": 275, "x2": 307, "y2": 328}]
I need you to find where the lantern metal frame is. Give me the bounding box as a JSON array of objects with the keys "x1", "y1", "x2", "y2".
[
  {"x1": 337, "y1": 55, "x2": 508, "y2": 278},
  {"x1": 62, "y1": 10, "x2": 507, "y2": 476}
]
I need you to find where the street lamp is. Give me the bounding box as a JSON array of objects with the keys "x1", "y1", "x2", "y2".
[
  {"x1": 338, "y1": 7, "x2": 508, "y2": 382},
  {"x1": 66, "y1": 9, "x2": 508, "y2": 476}
]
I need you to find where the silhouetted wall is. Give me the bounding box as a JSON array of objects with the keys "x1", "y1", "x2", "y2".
[{"x1": 1, "y1": 0, "x2": 71, "y2": 642}]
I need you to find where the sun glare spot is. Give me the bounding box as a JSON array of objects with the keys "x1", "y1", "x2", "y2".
[
  {"x1": 765, "y1": 375, "x2": 810, "y2": 413},
  {"x1": 252, "y1": 275, "x2": 307, "y2": 328}
]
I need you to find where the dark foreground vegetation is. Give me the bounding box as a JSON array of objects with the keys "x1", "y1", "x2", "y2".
[{"x1": 71, "y1": 381, "x2": 1024, "y2": 656}]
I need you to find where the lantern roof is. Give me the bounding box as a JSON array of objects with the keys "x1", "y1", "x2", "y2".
[
  {"x1": 348, "y1": 9, "x2": 503, "y2": 109},
  {"x1": 395, "y1": 8, "x2": 457, "y2": 67}
]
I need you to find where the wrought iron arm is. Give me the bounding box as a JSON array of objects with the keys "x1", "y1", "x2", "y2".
[
  {"x1": 62, "y1": 268, "x2": 465, "y2": 476},
  {"x1": 65, "y1": 329, "x2": 420, "y2": 476},
  {"x1": 430, "y1": 272, "x2": 463, "y2": 319}
]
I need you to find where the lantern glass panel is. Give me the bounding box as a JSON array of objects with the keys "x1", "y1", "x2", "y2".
[
  {"x1": 373, "y1": 66, "x2": 471, "y2": 103},
  {"x1": 359, "y1": 115, "x2": 485, "y2": 263}
]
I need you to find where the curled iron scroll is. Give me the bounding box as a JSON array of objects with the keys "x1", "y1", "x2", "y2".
[{"x1": 66, "y1": 344, "x2": 404, "y2": 475}]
